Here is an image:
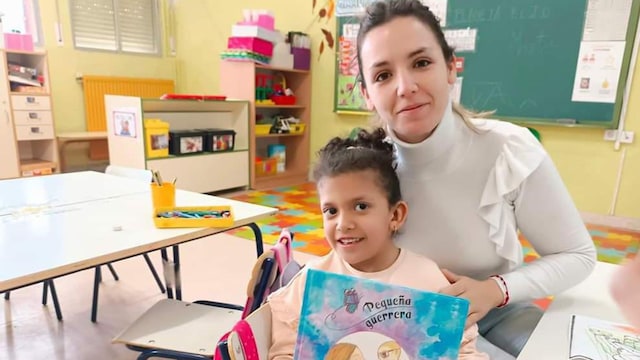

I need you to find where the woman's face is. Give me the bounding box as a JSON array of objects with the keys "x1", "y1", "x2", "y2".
[{"x1": 360, "y1": 16, "x2": 456, "y2": 144}]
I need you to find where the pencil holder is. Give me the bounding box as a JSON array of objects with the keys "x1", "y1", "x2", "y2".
[{"x1": 150, "y1": 183, "x2": 176, "y2": 209}]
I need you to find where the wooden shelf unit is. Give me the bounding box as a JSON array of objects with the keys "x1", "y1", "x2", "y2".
[
  {"x1": 219, "y1": 61, "x2": 311, "y2": 189},
  {"x1": 105, "y1": 96, "x2": 251, "y2": 194},
  {"x1": 0, "y1": 50, "x2": 58, "y2": 179}
]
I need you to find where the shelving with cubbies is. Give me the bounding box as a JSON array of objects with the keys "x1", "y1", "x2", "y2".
[
  {"x1": 0, "y1": 50, "x2": 58, "y2": 179},
  {"x1": 219, "y1": 61, "x2": 311, "y2": 189}
]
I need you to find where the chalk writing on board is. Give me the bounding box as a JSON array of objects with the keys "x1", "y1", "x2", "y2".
[
  {"x1": 511, "y1": 29, "x2": 556, "y2": 56},
  {"x1": 470, "y1": 82, "x2": 508, "y2": 110},
  {"x1": 452, "y1": 6, "x2": 502, "y2": 24},
  {"x1": 509, "y1": 5, "x2": 551, "y2": 20}
]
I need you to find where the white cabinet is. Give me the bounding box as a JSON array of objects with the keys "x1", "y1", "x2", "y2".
[
  {"x1": 105, "y1": 95, "x2": 251, "y2": 193},
  {"x1": 0, "y1": 50, "x2": 58, "y2": 179}
]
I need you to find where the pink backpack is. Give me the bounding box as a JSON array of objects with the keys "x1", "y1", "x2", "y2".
[{"x1": 215, "y1": 228, "x2": 302, "y2": 359}]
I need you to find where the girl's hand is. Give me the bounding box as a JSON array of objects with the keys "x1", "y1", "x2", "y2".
[
  {"x1": 439, "y1": 269, "x2": 504, "y2": 328},
  {"x1": 610, "y1": 255, "x2": 640, "y2": 328}
]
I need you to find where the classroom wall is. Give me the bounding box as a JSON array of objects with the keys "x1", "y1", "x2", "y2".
[{"x1": 38, "y1": 0, "x2": 177, "y2": 134}]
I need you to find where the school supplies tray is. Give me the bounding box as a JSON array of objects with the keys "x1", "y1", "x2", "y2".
[{"x1": 153, "y1": 206, "x2": 234, "y2": 228}]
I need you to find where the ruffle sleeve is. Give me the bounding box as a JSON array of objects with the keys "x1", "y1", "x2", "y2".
[{"x1": 477, "y1": 126, "x2": 546, "y2": 268}]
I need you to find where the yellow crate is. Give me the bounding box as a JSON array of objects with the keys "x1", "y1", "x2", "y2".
[
  {"x1": 153, "y1": 206, "x2": 234, "y2": 228},
  {"x1": 144, "y1": 118, "x2": 170, "y2": 158},
  {"x1": 289, "y1": 123, "x2": 305, "y2": 135},
  {"x1": 256, "y1": 124, "x2": 272, "y2": 135}
]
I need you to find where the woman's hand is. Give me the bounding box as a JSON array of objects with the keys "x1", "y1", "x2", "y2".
[
  {"x1": 610, "y1": 255, "x2": 640, "y2": 328},
  {"x1": 439, "y1": 269, "x2": 505, "y2": 328}
]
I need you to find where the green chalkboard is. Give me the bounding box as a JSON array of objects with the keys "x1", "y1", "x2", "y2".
[{"x1": 333, "y1": 0, "x2": 640, "y2": 128}]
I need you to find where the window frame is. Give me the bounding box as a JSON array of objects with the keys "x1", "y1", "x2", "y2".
[
  {"x1": 68, "y1": 0, "x2": 163, "y2": 56},
  {"x1": 0, "y1": 0, "x2": 44, "y2": 47}
]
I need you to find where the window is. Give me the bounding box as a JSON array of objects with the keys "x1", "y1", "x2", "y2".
[
  {"x1": 0, "y1": 0, "x2": 43, "y2": 46},
  {"x1": 69, "y1": 0, "x2": 161, "y2": 55}
]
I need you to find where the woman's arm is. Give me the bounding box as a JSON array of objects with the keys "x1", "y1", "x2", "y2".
[{"x1": 502, "y1": 156, "x2": 597, "y2": 303}]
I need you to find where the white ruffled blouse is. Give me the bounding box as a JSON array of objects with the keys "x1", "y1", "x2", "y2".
[{"x1": 388, "y1": 103, "x2": 596, "y2": 303}]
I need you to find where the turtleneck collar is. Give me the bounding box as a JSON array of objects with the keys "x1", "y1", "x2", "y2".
[{"x1": 386, "y1": 98, "x2": 461, "y2": 167}]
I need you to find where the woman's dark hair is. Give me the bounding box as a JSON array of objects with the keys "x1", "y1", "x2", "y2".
[
  {"x1": 313, "y1": 127, "x2": 401, "y2": 206},
  {"x1": 356, "y1": 0, "x2": 454, "y2": 89}
]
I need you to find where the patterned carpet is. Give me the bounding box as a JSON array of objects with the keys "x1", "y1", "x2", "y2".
[
  {"x1": 228, "y1": 182, "x2": 639, "y2": 309},
  {"x1": 228, "y1": 182, "x2": 640, "y2": 263}
]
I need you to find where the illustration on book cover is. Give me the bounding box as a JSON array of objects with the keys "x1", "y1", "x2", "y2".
[{"x1": 294, "y1": 269, "x2": 470, "y2": 360}]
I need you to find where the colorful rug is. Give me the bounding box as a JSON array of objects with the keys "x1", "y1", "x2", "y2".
[
  {"x1": 227, "y1": 182, "x2": 639, "y2": 309},
  {"x1": 228, "y1": 182, "x2": 639, "y2": 263}
]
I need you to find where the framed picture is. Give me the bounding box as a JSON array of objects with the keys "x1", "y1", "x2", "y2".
[{"x1": 113, "y1": 111, "x2": 137, "y2": 138}]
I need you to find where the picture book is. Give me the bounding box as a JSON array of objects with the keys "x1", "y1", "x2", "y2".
[
  {"x1": 293, "y1": 269, "x2": 470, "y2": 360},
  {"x1": 569, "y1": 314, "x2": 640, "y2": 360}
]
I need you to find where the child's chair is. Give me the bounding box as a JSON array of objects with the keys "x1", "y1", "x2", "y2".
[{"x1": 112, "y1": 228, "x2": 302, "y2": 360}]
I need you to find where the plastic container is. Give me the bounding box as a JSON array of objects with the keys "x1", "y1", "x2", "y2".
[
  {"x1": 255, "y1": 157, "x2": 278, "y2": 176},
  {"x1": 255, "y1": 124, "x2": 272, "y2": 135},
  {"x1": 197, "y1": 128, "x2": 236, "y2": 152},
  {"x1": 150, "y1": 182, "x2": 176, "y2": 210},
  {"x1": 153, "y1": 206, "x2": 234, "y2": 228},
  {"x1": 291, "y1": 47, "x2": 311, "y2": 70},
  {"x1": 144, "y1": 119, "x2": 170, "y2": 158},
  {"x1": 169, "y1": 130, "x2": 206, "y2": 155}
]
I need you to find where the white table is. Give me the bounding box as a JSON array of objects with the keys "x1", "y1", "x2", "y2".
[
  {"x1": 518, "y1": 261, "x2": 627, "y2": 359},
  {"x1": 0, "y1": 171, "x2": 277, "y2": 320}
]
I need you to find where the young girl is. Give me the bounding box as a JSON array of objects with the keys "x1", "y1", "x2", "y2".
[
  {"x1": 267, "y1": 128, "x2": 488, "y2": 360},
  {"x1": 355, "y1": 1, "x2": 596, "y2": 358}
]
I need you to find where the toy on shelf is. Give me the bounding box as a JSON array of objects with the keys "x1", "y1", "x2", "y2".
[
  {"x1": 255, "y1": 73, "x2": 275, "y2": 105},
  {"x1": 269, "y1": 72, "x2": 296, "y2": 105}
]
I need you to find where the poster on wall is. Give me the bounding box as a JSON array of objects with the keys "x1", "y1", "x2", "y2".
[
  {"x1": 335, "y1": 18, "x2": 369, "y2": 114},
  {"x1": 571, "y1": 41, "x2": 625, "y2": 103}
]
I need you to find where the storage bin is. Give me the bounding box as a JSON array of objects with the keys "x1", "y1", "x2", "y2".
[
  {"x1": 255, "y1": 124, "x2": 272, "y2": 135},
  {"x1": 196, "y1": 128, "x2": 236, "y2": 152},
  {"x1": 169, "y1": 130, "x2": 206, "y2": 155},
  {"x1": 255, "y1": 157, "x2": 278, "y2": 176},
  {"x1": 227, "y1": 37, "x2": 274, "y2": 57},
  {"x1": 289, "y1": 123, "x2": 305, "y2": 135},
  {"x1": 144, "y1": 119, "x2": 170, "y2": 158},
  {"x1": 3, "y1": 33, "x2": 34, "y2": 52},
  {"x1": 291, "y1": 47, "x2": 310, "y2": 70}
]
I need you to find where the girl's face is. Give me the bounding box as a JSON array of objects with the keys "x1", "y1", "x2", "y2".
[
  {"x1": 360, "y1": 16, "x2": 456, "y2": 144},
  {"x1": 317, "y1": 170, "x2": 407, "y2": 272}
]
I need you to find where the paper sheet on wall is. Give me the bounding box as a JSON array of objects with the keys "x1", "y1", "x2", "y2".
[
  {"x1": 583, "y1": 0, "x2": 633, "y2": 41},
  {"x1": 451, "y1": 77, "x2": 463, "y2": 103},
  {"x1": 444, "y1": 28, "x2": 477, "y2": 52},
  {"x1": 421, "y1": 0, "x2": 448, "y2": 26},
  {"x1": 571, "y1": 41, "x2": 625, "y2": 103}
]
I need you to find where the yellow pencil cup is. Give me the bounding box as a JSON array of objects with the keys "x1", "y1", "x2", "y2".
[{"x1": 151, "y1": 183, "x2": 176, "y2": 209}]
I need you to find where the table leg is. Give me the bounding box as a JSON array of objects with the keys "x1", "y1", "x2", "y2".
[
  {"x1": 160, "y1": 248, "x2": 174, "y2": 300},
  {"x1": 173, "y1": 245, "x2": 181, "y2": 301},
  {"x1": 58, "y1": 141, "x2": 69, "y2": 173}
]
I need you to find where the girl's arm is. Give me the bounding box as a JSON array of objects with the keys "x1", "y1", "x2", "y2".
[{"x1": 502, "y1": 156, "x2": 597, "y2": 303}]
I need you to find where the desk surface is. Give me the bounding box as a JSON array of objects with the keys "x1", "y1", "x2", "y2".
[
  {"x1": 57, "y1": 131, "x2": 108, "y2": 140},
  {"x1": 0, "y1": 171, "x2": 277, "y2": 292},
  {"x1": 0, "y1": 171, "x2": 147, "y2": 215},
  {"x1": 518, "y1": 261, "x2": 626, "y2": 359}
]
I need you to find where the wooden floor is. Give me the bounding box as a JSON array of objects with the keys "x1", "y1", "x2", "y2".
[{"x1": 1, "y1": 233, "x2": 317, "y2": 360}]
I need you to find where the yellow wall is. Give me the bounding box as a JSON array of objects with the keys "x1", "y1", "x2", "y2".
[
  {"x1": 38, "y1": 0, "x2": 176, "y2": 133},
  {"x1": 43, "y1": 0, "x2": 639, "y2": 217}
]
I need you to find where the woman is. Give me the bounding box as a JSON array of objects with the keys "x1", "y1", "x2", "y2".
[{"x1": 355, "y1": 0, "x2": 597, "y2": 358}]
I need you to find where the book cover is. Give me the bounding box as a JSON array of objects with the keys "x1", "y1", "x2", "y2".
[
  {"x1": 294, "y1": 269, "x2": 470, "y2": 360},
  {"x1": 569, "y1": 314, "x2": 640, "y2": 360}
]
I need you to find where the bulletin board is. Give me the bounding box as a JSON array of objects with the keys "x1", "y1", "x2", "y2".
[{"x1": 333, "y1": 0, "x2": 640, "y2": 128}]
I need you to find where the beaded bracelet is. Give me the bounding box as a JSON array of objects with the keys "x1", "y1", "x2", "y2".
[{"x1": 490, "y1": 274, "x2": 510, "y2": 308}]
